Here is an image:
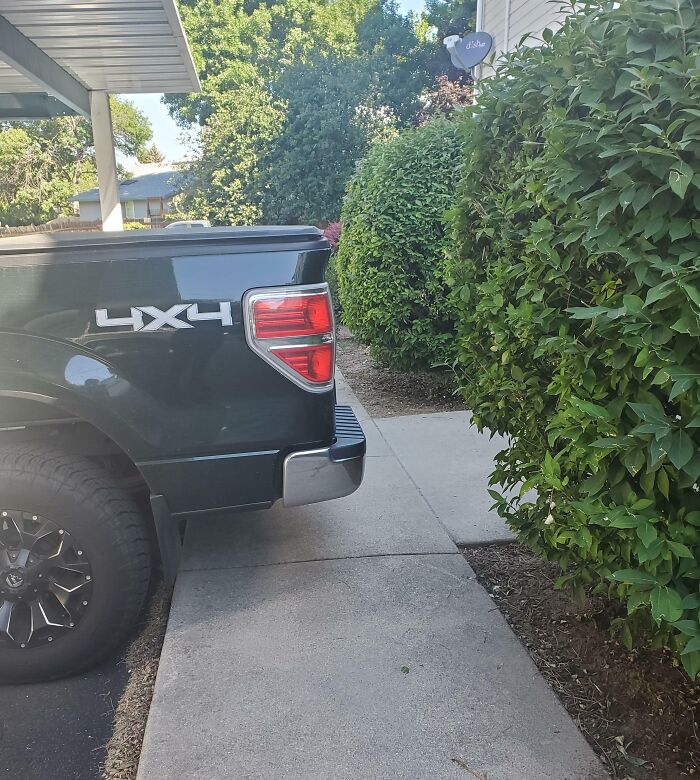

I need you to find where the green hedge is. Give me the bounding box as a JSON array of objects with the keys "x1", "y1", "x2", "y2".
[
  {"x1": 449, "y1": 0, "x2": 700, "y2": 676},
  {"x1": 336, "y1": 118, "x2": 462, "y2": 370}
]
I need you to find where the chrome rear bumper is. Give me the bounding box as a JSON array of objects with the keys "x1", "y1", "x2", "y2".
[{"x1": 282, "y1": 406, "x2": 366, "y2": 507}]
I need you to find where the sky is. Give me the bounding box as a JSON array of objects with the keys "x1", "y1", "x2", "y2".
[{"x1": 126, "y1": 0, "x2": 426, "y2": 163}]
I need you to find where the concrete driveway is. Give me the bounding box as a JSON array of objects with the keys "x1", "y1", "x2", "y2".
[{"x1": 137, "y1": 375, "x2": 607, "y2": 780}]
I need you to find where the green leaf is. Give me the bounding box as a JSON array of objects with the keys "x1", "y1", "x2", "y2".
[
  {"x1": 628, "y1": 402, "x2": 669, "y2": 426},
  {"x1": 637, "y1": 521, "x2": 657, "y2": 548},
  {"x1": 609, "y1": 515, "x2": 642, "y2": 528},
  {"x1": 673, "y1": 619, "x2": 700, "y2": 637},
  {"x1": 651, "y1": 585, "x2": 684, "y2": 624},
  {"x1": 667, "y1": 541, "x2": 694, "y2": 558},
  {"x1": 576, "y1": 526, "x2": 593, "y2": 550},
  {"x1": 570, "y1": 397, "x2": 611, "y2": 419},
  {"x1": 669, "y1": 162, "x2": 694, "y2": 198},
  {"x1": 682, "y1": 635, "x2": 700, "y2": 655},
  {"x1": 681, "y1": 650, "x2": 700, "y2": 679},
  {"x1": 638, "y1": 538, "x2": 664, "y2": 563},
  {"x1": 656, "y1": 465, "x2": 670, "y2": 497},
  {"x1": 682, "y1": 593, "x2": 700, "y2": 609},
  {"x1": 591, "y1": 436, "x2": 627, "y2": 449},
  {"x1": 628, "y1": 589, "x2": 650, "y2": 613},
  {"x1": 611, "y1": 569, "x2": 657, "y2": 586},
  {"x1": 567, "y1": 306, "x2": 611, "y2": 319},
  {"x1": 608, "y1": 157, "x2": 635, "y2": 178},
  {"x1": 686, "y1": 512, "x2": 700, "y2": 527},
  {"x1": 669, "y1": 219, "x2": 691, "y2": 241},
  {"x1": 645, "y1": 280, "x2": 676, "y2": 305},
  {"x1": 666, "y1": 428, "x2": 694, "y2": 470},
  {"x1": 582, "y1": 468, "x2": 607, "y2": 495},
  {"x1": 623, "y1": 294, "x2": 644, "y2": 314}
]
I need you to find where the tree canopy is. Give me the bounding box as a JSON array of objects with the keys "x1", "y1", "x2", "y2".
[
  {"x1": 0, "y1": 97, "x2": 152, "y2": 226},
  {"x1": 171, "y1": 0, "x2": 472, "y2": 226}
]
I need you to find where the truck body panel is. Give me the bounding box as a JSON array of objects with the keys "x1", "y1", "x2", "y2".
[{"x1": 0, "y1": 228, "x2": 338, "y2": 514}]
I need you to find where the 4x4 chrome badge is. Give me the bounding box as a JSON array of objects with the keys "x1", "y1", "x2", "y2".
[{"x1": 95, "y1": 303, "x2": 233, "y2": 332}]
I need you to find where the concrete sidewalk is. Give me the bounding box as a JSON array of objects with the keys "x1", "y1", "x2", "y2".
[{"x1": 137, "y1": 377, "x2": 606, "y2": 780}]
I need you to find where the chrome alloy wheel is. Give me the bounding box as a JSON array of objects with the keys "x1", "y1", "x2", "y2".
[{"x1": 0, "y1": 511, "x2": 93, "y2": 649}]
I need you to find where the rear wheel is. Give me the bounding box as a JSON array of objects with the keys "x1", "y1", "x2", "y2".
[{"x1": 0, "y1": 445, "x2": 151, "y2": 683}]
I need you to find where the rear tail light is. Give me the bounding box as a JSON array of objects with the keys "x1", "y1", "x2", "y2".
[
  {"x1": 243, "y1": 284, "x2": 335, "y2": 391},
  {"x1": 252, "y1": 294, "x2": 333, "y2": 338}
]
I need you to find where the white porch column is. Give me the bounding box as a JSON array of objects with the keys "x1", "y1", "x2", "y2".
[{"x1": 89, "y1": 90, "x2": 123, "y2": 231}]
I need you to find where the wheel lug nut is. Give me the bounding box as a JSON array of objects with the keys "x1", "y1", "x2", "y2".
[
  {"x1": 32, "y1": 516, "x2": 37, "y2": 521},
  {"x1": 86, "y1": 575, "x2": 91, "y2": 581},
  {"x1": 77, "y1": 550, "x2": 83, "y2": 556},
  {"x1": 83, "y1": 600, "x2": 88, "y2": 606},
  {"x1": 58, "y1": 530, "x2": 64, "y2": 535},
  {"x1": 47, "y1": 637, "x2": 53, "y2": 642}
]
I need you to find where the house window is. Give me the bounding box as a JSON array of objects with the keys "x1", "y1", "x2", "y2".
[
  {"x1": 148, "y1": 199, "x2": 162, "y2": 217},
  {"x1": 125, "y1": 200, "x2": 136, "y2": 219}
]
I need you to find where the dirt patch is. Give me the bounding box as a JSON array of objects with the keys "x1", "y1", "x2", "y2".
[
  {"x1": 102, "y1": 583, "x2": 172, "y2": 780},
  {"x1": 463, "y1": 543, "x2": 700, "y2": 779},
  {"x1": 335, "y1": 329, "x2": 465, "y2": 417}
]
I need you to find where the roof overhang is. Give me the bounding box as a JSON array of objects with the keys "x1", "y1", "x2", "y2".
[{"x1": 0, "y1": 0, "x2": 200, "y2": 119}]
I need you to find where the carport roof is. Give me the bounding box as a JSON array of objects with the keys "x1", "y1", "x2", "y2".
[{"x1": 0, "y1": 0, "x2": 200, "y2": 118}]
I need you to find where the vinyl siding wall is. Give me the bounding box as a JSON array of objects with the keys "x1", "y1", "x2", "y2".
[
  {"x1": 78, "y1": 197, "x2": 174, "y2": 223},
  {"x1": 478, "y1": 0, "x2": 569, "y2": 77},
  {"x1": 77, "y1": 201, "x2": 102, "y2": 222}
]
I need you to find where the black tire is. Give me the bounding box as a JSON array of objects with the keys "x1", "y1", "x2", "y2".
[{"x1": 0, "y1": 444, "x2": 151, "y2": 684}]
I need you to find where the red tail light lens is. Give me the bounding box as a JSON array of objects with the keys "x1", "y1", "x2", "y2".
[
  {"x1": 244, "y1": 284, "x2": 335, "y2": 392},
  {"x1": 271, "y1": 343, "x2": 334, "y2": 383},
  {"x1": 253, "y1": 293, "x2": 332, "y2": 339}
]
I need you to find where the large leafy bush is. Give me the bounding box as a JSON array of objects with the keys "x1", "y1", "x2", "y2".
[
  {"x1": 449, "y1": 0, "x2": 700, "y2": 675},
  {"x1": 337, "y1": 118, "x2": 462, "y2": 369}
]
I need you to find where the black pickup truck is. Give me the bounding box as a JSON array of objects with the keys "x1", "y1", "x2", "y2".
[{"x1": 0, "y1": 226, "x2": 365, "y2": 683}]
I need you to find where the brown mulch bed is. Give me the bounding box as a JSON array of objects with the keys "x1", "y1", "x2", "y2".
[
  {"x1": 463, "y1": 544, "x2": 700, "y2": 780},
  {"x1": 102, "y1": 583, "x2": 172, "y2": 780},
  {"x1": 335, "y1": 328, "x2": 465, "y2": 417}
]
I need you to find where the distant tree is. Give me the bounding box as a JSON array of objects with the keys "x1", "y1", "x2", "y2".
[
  {"x1": 170, "y1": 0, "x2": 451, "y2": 225},
  {"x1": 257, "y1": 57, "x2": 369, "y2": 223},
  {"x1": 109, "y1": 97, "x2": 153, "y2": 160},
  {"x1": 140, "y1": 143, "x2": 166, "y2": 164},
  {"x1": 424, "y1": 0, "x2": 478, "y2": 81},
  {"x1": 0, "y1": 97, "x2": 152, "y2": 226},
  {"x1": 176, "y1": 82, "x2": 285, "y2": 225},
  {"x1": 425, "y1": 0, "x2": 477, "y2": 38}
]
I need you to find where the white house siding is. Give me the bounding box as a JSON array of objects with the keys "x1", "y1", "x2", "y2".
[
  {"x1": 477, "y1": 0, "x2": 569, "y2": 77},
  {"x1": 481, "y1": 0, "x2": 508, "y2": 55},
  {"x1": 78, "y1": 201, "x2": 102, "y2": 222},
  {"x1": 131, "y1": 200, "x2": 149, "y2": 220},
  {"x1": 508, "y1": 0, "x2": 568, "y2": 48}
]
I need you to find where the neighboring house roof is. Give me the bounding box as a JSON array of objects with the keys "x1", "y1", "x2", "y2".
[{"x1": 72, "y1": 168, "x2": 187, "y2": 203}]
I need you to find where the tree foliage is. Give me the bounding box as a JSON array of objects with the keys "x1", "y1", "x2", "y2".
[
  {"x1": 170, "y1": 0, "x2": 468, "y2": 225},
  {"x1": 258, "y1": 50, "x2": 406, "y2": 224},
  {"x1": 140, "y1": 143, "x2": 166, "y2": 164},
  {"x1": 448, "y1": 0, "x2": 700, "y2": 676},
  {"x1": 337, "y1": 118, "x2": 462, "y2": 369},
  {"x1": 0, "y1": 98, "x2": 152, "y2": 226},
  {"x1": 425, "y1": 0, "x2": 476, "y2": 37}
]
